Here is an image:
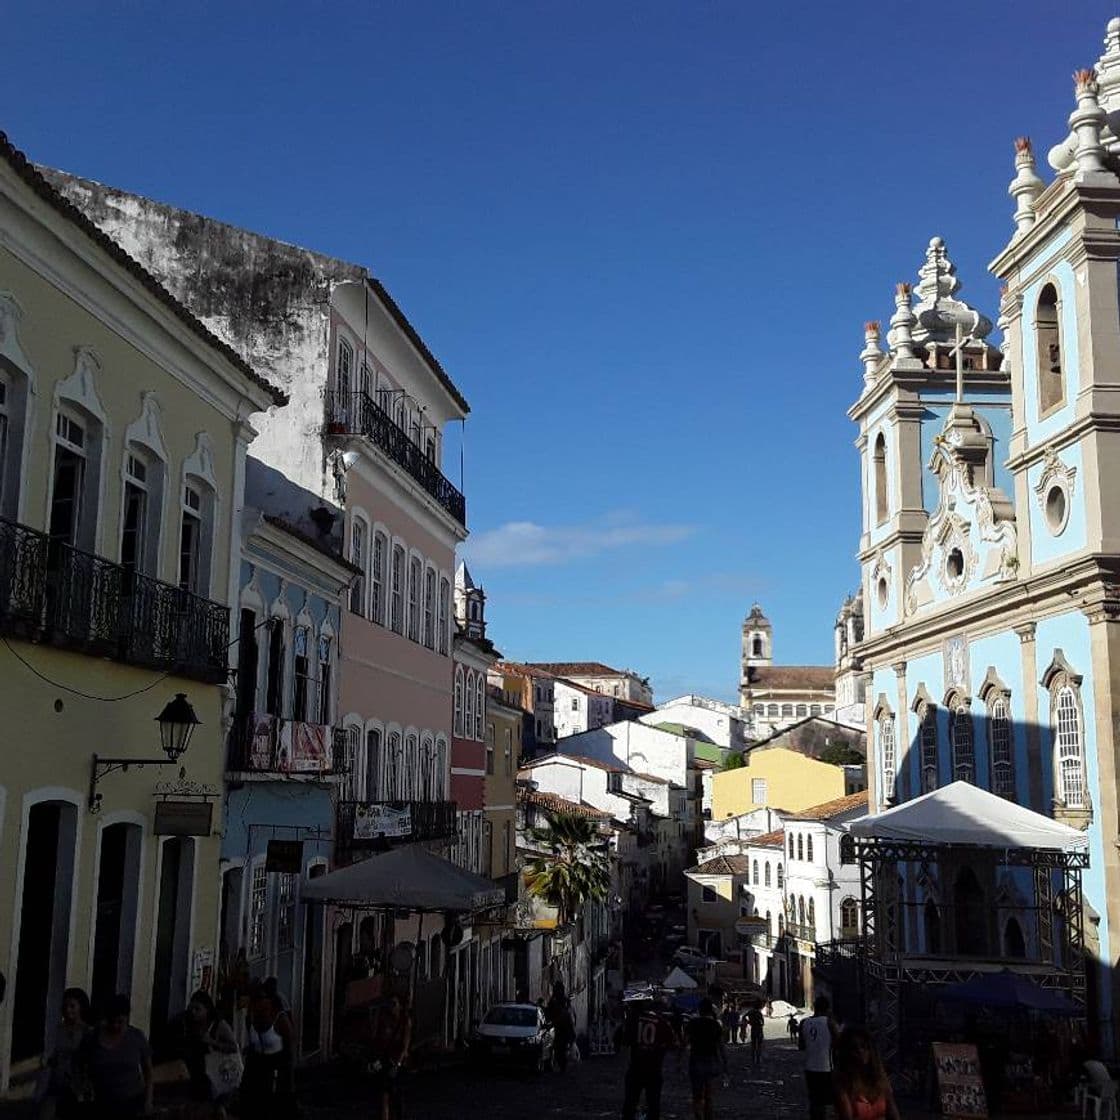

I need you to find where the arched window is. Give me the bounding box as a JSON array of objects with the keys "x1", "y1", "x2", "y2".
[
  {"x1": 776, "y1": 864, "x2": 783, "y2": 889},
  {"x1": 873, "y1": 432, "x2": 888, "y2": 524},
  {"x1": 766, "y1": 910, "x2": 772, "y2": 935},
  {"x1": 437, "y1": 577, "x2": 451, "y2": 655},
  {"x1": 796, "y1": 834, "x2": 803, "y2": 861},
  {"x1": 764, "y1": 862, "x2": 771, "y2": 887},
  {"x1": 0, "y1": 351, "x2": 31, "y2": 522},
  {"x1": 806, "y1": 834, "x2": 814, "y2": 862},
  {"x1": 475, "y1": 675, "x2": 485, "y2": 740},
  {"x1": 879, "y1": 715, "x2": 896, "y2": 802},
  {"x1": 807, "y1": 898, "x2": 816, "y2": 930},
  {"x1": 423, "y1": 567, "x2": 436, "y2": 648},
  {"x1": 752, "y1": 636, "x2": 763, "y2": 657},
  {"x1": 781, "y1": 704, "x2": 793, "y2": 717},
  {"x1": 788, "y1": 834, "x2": 794, "y2": 858},
  {"x1": 798, "y1": 896, "x2": 805, "y2": 925},
  {"x1": 810, "y1": 704, "x2": 821, "y2": 717},
  {"x1": 796, "y1": 704, "x2": 807, "y2": 718},
  {"x1": 349, "y1": 517, "x2": 368, "y2": 615},
  {"x1": 1055, "y1": 685, "x2": 1085, "y2": 808},
  {"x1": 385, "y1": 731, "x2": 402, "y2": 799},
  {"x1": 179, "y1": 476, "x2": 215, "y2": 595},
  {"x1": 1004, "y1": 917, "x2": 1026, "y2": 959},
  {"x1": 464, "y1": 670, "x2": 476, "y2": 740},
  {"x1": 989, "y1": 696, "x2": 1015, "y2": 798},
  {"x1": 950, "y1": 701, "x2": 975, "y2": 783},
  {"x1": 840, "y1": 897, "x2": 859, "y2": 938},
  {"x1": 407, "y1": 556, "x2": 422, "y2": 641},
  {"x1": 365, "y1": 727, "x2": 382, "y2": 800},
  {"x1": 768, "y1": 704, "x2": 779, "y2": 717},
  {"x1": 1036, "y1": 282, "x2": 1064, "y2": 415},
  {"x1": 404, "y1": 732, "x2": 419, "y2": 799},
  {"x1": 924, "y1": 899, "x2": 941, "y2": 954},
  {"x1": 371, "y1": 530, "x2": 387, "y2": 624},
  {"x1": 453, "y1": 667, "x2": 464, "y2": 737},
  {"x1": 918, "y1": 703, "x2": 938, "y2": 794},
  {"x1": 752, "y1": 860, "x2": 759, "y2": 885}
]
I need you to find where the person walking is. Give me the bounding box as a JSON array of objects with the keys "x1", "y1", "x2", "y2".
[
  {"x1": 721, "y1": 1001, "x2": 741, "y2": 1046},
  {"x1": 239, "y1": 983, "x2": 295, "y2": 1118},
  {"x1": 621, "y1": 998, "x2": 678, "y2": 1120},
  {"x1": 37, "y1": 988, "x2": 91, "y2": 1119},
  {"x1": 833, "y1": 1028, "x2": 900, "y2": 1120},
  {"x1": 80, "y1": 994, "x2": 153, "y2": 1119},
  {"x1": 684, "y1": 998, "x2": 727, "y2": 1120},
  {"x1": 369, "y1": 995, "x2": 411, "y2": 1120},
  {"x1": 546, "y1": 981, "x2": 576, "y2": 1072},
  {"x1": 174, "y1": 990, "x2": 240, "y2": 1119},
  {"x1": 747, "y1": 1002, "x2": 766, "y2": 1068},
  {"x1": 800, "y1": 995, "x2": 840, "y2": 1120}
]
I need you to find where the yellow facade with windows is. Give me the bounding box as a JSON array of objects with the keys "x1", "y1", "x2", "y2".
[
  {"x1": 712, "y1": 747, "x2": 850, "y2": 820},
  {"x1": 484, "y1": 689, "x2": 522, "y2": 882},
  {"x1": 0, "y1": 140, "x2": 278, "y2": 1091}
]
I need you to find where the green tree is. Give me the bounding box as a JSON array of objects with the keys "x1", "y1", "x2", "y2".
[
  {"x1": 524, "y1": 810, "x2": 610, "y2": 926},
  {"x1": 723, "y1": 751, "x2": 745, "y2": 770},
  {"x1": 818, "y1": 742, "x2": 865, "y2": 766}
]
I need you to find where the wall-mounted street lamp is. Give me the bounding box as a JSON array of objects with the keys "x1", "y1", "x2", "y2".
[{"x1": 88, "y1": 693, "x2": 201, "y2": 812}]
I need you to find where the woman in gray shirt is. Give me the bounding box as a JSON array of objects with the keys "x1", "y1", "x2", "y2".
[{"x1": 81, "y1": 994, "x2": 152, "y2": 1118}]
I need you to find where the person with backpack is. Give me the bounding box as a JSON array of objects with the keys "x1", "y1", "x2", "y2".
[{"x1": 621, "y1": 998, "x2": 678, "y2": 1120}]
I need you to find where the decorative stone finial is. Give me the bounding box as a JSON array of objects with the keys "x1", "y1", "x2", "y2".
[
  {"x1": 859, "y1": 321, "x2": 884, "y2": 384},
  {"x1": 887, "y1": 282, "x2": 917, "y2": 362},
  {"x1": 1070, "y1": 68, "x2": 1110, "y2": 177},
  {"x1": 1009, "y1": 137, "x2": 1044, "y2": 235},
  {"x1": 996, "y1": 285, "x2": 1012, "y2": 360},
  {"x1": 1107, "y1": 17, "x2": 1120, "y2": 56},
  {"x1": 910, "y1": 237, "x2": 992, "y2": 344}
]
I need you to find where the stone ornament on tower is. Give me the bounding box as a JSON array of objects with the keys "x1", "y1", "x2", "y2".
[
  {"x1": 1009, "y1": 137, "x2": 1044, "y2": 235},
  {"x1": 1070, "y1": 68, "x2": 1114, "y2": 181},
  {"x1": 859, "y1": 321, "x2": 884, "y2": 385},
  {"x1": 887, "y1": 282, "x2": 919, "y2": 365}
]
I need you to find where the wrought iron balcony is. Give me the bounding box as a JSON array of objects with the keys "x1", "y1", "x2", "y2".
[
  {"x1": 324, "y1": 390, "x2": 466, "y2": 526},
  {"x1": 336, "y1": 798, "x2": 458, "y2": 850},
  {"x1": 227, "y1": 714, "x2": 348, "y2": 776},
  {"x1": 0, "y1": 516, "x2": 229, "y2": 683}
]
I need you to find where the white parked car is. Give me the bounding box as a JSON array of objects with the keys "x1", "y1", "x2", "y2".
[{"x1": 470, "y1": 1002, "x2": 555, "y2": 1071}]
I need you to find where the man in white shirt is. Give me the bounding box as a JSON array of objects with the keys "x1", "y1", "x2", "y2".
[{"x1": 800, "y1": 995, "x2": 839, "y2": 1120}]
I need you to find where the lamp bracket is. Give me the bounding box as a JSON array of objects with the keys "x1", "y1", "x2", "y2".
[{"x1": 88, "y1": 753, "x2": 172, "y2": 814}]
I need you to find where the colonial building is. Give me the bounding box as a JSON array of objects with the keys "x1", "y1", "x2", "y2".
[
  {"x1": 525, "y1": 661, "x2": 653, "y2": 705},
  {"x1": 639, "y1": 694, "x2": 753, "y2": 752},
  {"x1": 852, "y1": 18, "x2": 1120, "y2": 1051},
  {"x1": 739, "y1": 604, "x2": 838, "y2": 735},
  {"x1": 0, "y1": 133, "x2": 282, "y2": 1090},
  {"x1": 492, "y1": 662, "x2": 556, "y2": 754},
  {"x1": 553, "y1": 677, "x2": 614, "y2": 739}
]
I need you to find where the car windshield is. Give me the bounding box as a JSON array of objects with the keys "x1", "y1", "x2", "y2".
[{"x1": 484, "y1": 1006, "x2": 538, "y2": 1027}]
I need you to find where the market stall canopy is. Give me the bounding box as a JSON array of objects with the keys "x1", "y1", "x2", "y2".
[
  {"x1": 300, "y1": 845, "x2": 506, "y2": 912},
  {"x1": 847, "y1": 782, "x2": 1088, "y2": 853},
  {"x1": 663, "y1": 966, "x2": 698, "y2": 990},
  {"x1": 938, "y1": 970, "x2": 1080, "y2": 1014}
]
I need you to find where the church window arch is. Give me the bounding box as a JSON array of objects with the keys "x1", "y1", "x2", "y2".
[
  {"x1": 453, "y1": 666, "x2": 464, "y2": 737},
  {"x1": 781, "y1": 704, "x2": 793, "y2": 718},
  {"x1": 806, "y1": 834, "x2": 814, "y2": 862},
  {"x1": 752, "y1": 635, "x2": 764, "y2": 657},
  {"x1": 947, "y1": 694, "x2": 975, "y2": 784},
  {"x1": 776, "y1": 864, "x2": 783, "y2": 889},
  {"x1": 767, "y1": 704, "x2": 779, "y2": 718},
  {"x1": 788, "y1": 833, "x2": 794, "y2": 858},
  {"x1": 807, "y1": 897, "x2": 815, "y2": 930},
  {"x1": 464, "y1": 670, "x2": 476, "y2": 741},
  {"x1": 752, "y1": 860, "x2": 759, "y2": 886},
  {"x1": 988, "y1": 695, "x2": 1014, "y2": 798},
  {"x1": 764, "y1": 862, "x2": 771, "y2": 887},
  {"x1": 1041, "y1": 651, "x2": 1087, "y2": 813},
  {"x1": 1036, "y1": 282, "x2": 1065, "y2": 417},
  {"x1": 877, "y1": 705, "x2": 896, "y2": 805},
  {"x1": 840, "y1": 897, "x2": 859, "y2": 938},
  {"x1": 796, "y1": 834, "x2": 803, "y2": 861},
  {"x1": 918, "y1": 701, "x2": 938, "y2": 794},
  {"x1": 798, "y1": 896, "x2": 805, "y2": 925},
  {"x1": 873, "y1": 432, "x2": 888, "y2": 525}
]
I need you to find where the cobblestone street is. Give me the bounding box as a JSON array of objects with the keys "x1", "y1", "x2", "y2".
[{"x1": 299, "y1": 1018, "x2": 809, "y2": 1120}]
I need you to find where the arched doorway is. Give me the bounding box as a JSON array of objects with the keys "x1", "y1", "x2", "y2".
[
  {"x1": 1004, "y1": 916, "x2": 1026, "y2": 959},
  {"x1": 151, "y1": 838, "x2": 196, "y2": 1055},
  {"x1": 91, "y1": 822, "x2": 143, "y2": 1018}
]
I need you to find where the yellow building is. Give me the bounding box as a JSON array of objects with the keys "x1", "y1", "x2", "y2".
[
  {"x1": 712, "y1": 719, "x2": 866, "y2": 820},
  {"x1": 484, "y1": 686, "x2": 522, "y2": 884},
  {"x1": 0, "y1": 135, "x2": 281, "y2": 1090}
]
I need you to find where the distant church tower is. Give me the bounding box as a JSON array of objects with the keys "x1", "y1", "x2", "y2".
[
  {"x1": 739, "y1": 603, "x2": 772, "y2": 704},
  {"x1": 454, "y1": 561, "x2": 486, "y2": 640}
]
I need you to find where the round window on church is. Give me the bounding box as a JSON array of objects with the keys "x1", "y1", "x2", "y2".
[
  {"x1": 946, "y1": 548, "x2": 965, "y2": 582},
  {"x1": 876, "y1": 578, "x2": 888, "y2": 609},
  {"x1": 1045, "y1": 484, "x2": 1069, "y2": 535}
]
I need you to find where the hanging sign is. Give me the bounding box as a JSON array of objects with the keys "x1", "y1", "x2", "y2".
[
  {"x1": 734, "y1": 916, "x2": 768, "y2": 937},
  {"x1": 932, "y1": 1042, "x2": 988, "y2": 1119},
  {"x1": 266, "y1": 839, "x2": 304, "y2": 873},
  {"x1": 352, "y1": 802, "x2": 412, "y2": 841},
  {"x1": 154, "y1": 800, "x2": 213, "y2": 836}
]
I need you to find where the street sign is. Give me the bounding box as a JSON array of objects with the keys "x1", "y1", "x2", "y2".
[
  {"x1": 734, "y1": 915, "x2": 768, "y2": 936},
  {"x1": 154, "y1": 800, "x2": 213, "y2": 836}
]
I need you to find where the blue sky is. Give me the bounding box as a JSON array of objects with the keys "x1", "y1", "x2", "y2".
[{"x1": 3, "y1": 2, "x2": 1115, "y2": 702}]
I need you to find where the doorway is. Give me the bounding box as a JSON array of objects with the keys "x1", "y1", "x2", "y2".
[
  {"x1": 11, "y1": 801, "x2": 78, "y2": 1063},
  {"x1": 151, "y1": 838, "x2": 195, "y2": 1055},
  {"x1": 91, "y1": 822, "x2": 142, "y2": 1018},
  {"x1": 301, "y1": 866, "x2": 326, "y2": 1055}
]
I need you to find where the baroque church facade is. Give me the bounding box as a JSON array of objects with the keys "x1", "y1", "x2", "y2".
[{"x1": 854, "y1": 18, "x2": 1120, "y2": 1048}]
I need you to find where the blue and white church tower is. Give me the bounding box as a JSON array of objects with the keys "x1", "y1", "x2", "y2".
[{"x1": 851, "y1": 17, "x2": 1120, "y2": 1053}]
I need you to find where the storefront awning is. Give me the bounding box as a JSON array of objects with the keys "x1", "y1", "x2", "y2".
[
  {"x1": 848, "y1": 782, "x2": 1088, "y2": 853},
  {"x1": 300, "y1": 845, "x2": 507, "y2": 912}
]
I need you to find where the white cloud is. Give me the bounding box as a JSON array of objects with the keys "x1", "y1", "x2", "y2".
[{"x1": 463, "y1": 515, "x2": 695, "y2": 568}]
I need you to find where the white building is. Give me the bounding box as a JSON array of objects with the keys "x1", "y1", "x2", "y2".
[
  {"x1": 525, "y1": 661, "x2": 654, "y2": 705},
  {"x1": 553, "y1": 678, "x2": 615, "y2": 739},
  {"x1": 640, "y1": 694, "x2": 753, "y2": 751}
]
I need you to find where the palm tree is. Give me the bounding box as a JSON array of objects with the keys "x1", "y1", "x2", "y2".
[{"x1": 524, "y1": 810, "x2": 610, "y2": 927}]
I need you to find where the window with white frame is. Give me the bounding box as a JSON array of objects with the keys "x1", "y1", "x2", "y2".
[
  {"x1": 806, "y1": 834, "x2": 814, "y2": 862},
  {"x1": 337, "y1": 338, "x2": 353, "y2": 397},
  {"x1": 276, "y1": 872, "x2": 296, "y2": 952},
  {"x1": 405, "y1": 732, "x2": 419, "y2": 799},
  {"x1": 950, "y1": 701, "x2": 975, "y2": 784},
  {"x1": 248, "y1": 863, "x2": 268, "y2": 959},
  {"x1": 390, "y1": 544, "x2": 405, "y2": 633},
  {"x1": 371, "y1": 531, "x2": 386, "y2": 625},
  {"x1": 475, "y1": 675, "x2": 485, "y2": 740},
  {"x1": 385, "y1": 731, "x2": 402, "y2": 799},
  {"x1": 50, "y1": 409, "x2": 93, "y2": 550},
  {"x1": 879, "y1": 715, "x2": 896, "y2": 803},
  {"x1": 0, "y1": 369, "x2": 28, "y2": 522},
  {"x1": 317, "y1": 636, "x2": 332, "y2": 725},
  {"x1": 435, "y1": 736, "x2": 448, "y2": 799},
  {"x1": 438, "y1": 577, "x2": 450, "y2": 655},
  {"x1": 764, "y1": 862, "x2": 771, "y2": 887},
  {"x1": 841, "y1": 897, "x2": 859, "y2": 937},
  {"x1": 486, "y1": 723, "x2": 495, "y2": 775},
  {"x1": 423, "y1": 568, "x2": 435, "y2": 649},
  {"x1": 120, "y1": 450, "x2": 156, "y2": 574},
  {"x1": 264, "y1": 618, "x2": 286, "y2": 719},
  {"x1": 420, "y1": 734, "x2": 435, "y2": 799},
  {"x1": 989, "y1": 696, "x2": 1015, "y2": 798},
  {"x1": 752, "y1": 860, "x2": 759, "y2": 885},
  {"x1": 366, "y1": 727, "x2": 382, "y2": 800},
  {"x1": 504, "y1": 727, "x2": 513, "y2": 774},
  {"x1": 751, "y1": 778, "x2": 767, "y2": 804},
  {"x1": 454, "y1": 666, "x2": 464, "y2": 737},
  {"x1": 342, "y1": 725, "x2": 363, "y2": 801},
  {"x1": 292, "y1": 626, "x2": 310, "y2": 723},
  {"x1": 408, "y1": 556, "x2": 421, "y2": 641},
  {"x1": 349, "y1": 519, "x2": 367, "y2": 616},
  {"x1": 776, "y1": 863, "x2": 783, "y2": 889},
  {"x1": 179, "y1": 478, "x2": 214, "y2": 595},
  {"x1": 465, "y1": 670, "x2": 476, "y2": 740},
  {"x1": 919, "y1": 703, "x2": 938, "y2": 793},
  {"x1": 1055, "y1": 686, "x2": 1085, "y2": 808}
]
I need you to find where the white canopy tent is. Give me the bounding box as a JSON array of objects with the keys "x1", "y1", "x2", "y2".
[{"x1": 846, "y1": 781, "x2": 1088, "y2": 853}]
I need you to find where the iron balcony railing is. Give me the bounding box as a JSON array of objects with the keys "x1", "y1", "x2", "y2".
[
  {"x1": 227, "y1": 714, "x2": 348, "y2": 775},
  {"x1": 324, "y1": 390, "x2": 466, "y2": 526},
  {"x1": 336, "y1": 798, "x2": 459, "y2": 850},
  {"x1": 0, "y1": 516, "x2": 229, "y2": 682},
  {"x1": 788, "y1": 922, "x2": 817, "y2": 944}
]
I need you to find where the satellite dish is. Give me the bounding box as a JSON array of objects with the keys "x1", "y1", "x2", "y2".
[{"x1": 389, "y1": 942, "x2": 414, "y2": 974}]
